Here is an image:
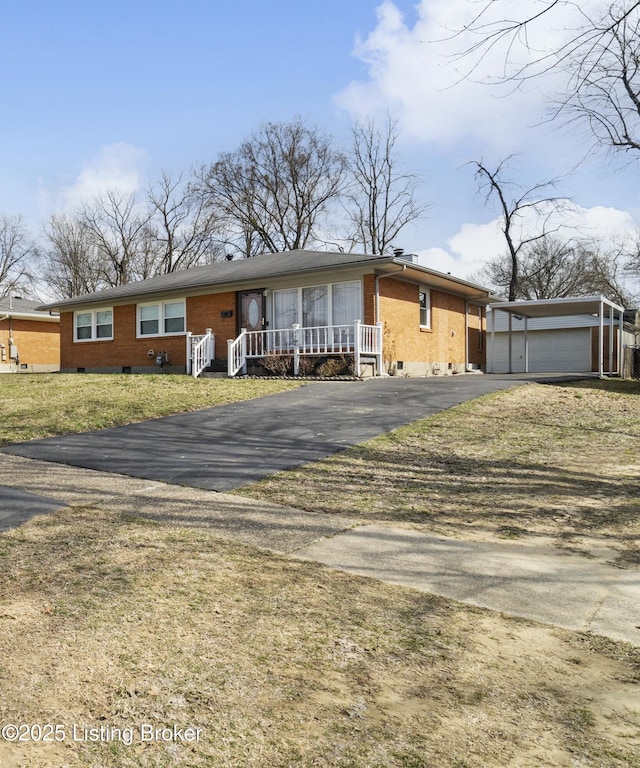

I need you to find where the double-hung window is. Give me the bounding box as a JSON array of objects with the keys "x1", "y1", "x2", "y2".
[
  {"x1": 138, "y1": 300, "x2": 185, "y2": 337},
  {"x1": 74, "y1": 308, "x2": 113, "y2": 342},
  {"x1": 419, "y1": 286, "x2": 431, "y2": 329}
]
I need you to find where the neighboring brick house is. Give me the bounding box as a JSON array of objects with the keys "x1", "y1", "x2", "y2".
[
  {"x1": 0, "y1": 296, "x2": 60, "y2": 373},
  {"x1": 40, "y1": 250, "x2": 495, "y2": 377}
]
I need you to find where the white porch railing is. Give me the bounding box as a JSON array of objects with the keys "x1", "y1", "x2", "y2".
[
  {"x1": 186, "y1": 329, "x2": 215, "y2": 378},
  {"x1": 227, "y1": 321, "x2": 383, "y2": 377}
]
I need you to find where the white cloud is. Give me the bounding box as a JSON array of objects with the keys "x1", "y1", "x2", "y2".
[
  {"x1": 417, "y1": 238, "x2": 494, "y2": 282},
  {"x1": 335, "y1": 0, "x2": 598, "y2": 153},
  {"x1": 417, "y1": 202, "x2": 638, "y2": 285},
  {"x1": 58, "y1": 143, "x2": 146, "y2": 210}
]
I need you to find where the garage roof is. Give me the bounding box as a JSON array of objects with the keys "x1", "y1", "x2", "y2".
[
  {"x1": 488, "y1": 294, "x2": 625, "y2": 376},
  {"x1": 489, "y1": 294, "x2": 625, "y2": 318}
]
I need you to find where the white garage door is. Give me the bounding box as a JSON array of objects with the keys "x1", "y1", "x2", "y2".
[{"x1": 491, "y1": 329, "x2": 591, "y2": 372}]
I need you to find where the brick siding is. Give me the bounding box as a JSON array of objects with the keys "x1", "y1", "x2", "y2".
[
  {"x1": 591, "y1": 326, "x2": 619, "y2": 372},
  {"x1": 58, "y1": 279, "x2": 488, "y2": 375},
  {"x1": 0, "y1": 319, "x2": 60, "y2": 368},
  {"x1": 467, "y1": 303, "x2": 486, "y2": 368},
  {"x1": 60, "y1": 292, "x2": 238, "y2": 372},
  {"x1": 378, "y1": 277, "x2": 484, "y2": 372}
]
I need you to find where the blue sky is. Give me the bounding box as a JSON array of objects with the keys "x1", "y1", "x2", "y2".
[{"x1": 2, "y1": 0, "x2": 639, "y2": 291}]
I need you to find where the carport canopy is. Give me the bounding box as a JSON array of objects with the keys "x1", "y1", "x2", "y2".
[{"x1": 488, "y1": 294, "x2": 625, "y2": 376}]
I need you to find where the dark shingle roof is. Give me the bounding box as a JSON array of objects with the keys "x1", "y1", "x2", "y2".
[
  {"x1": 39, "y1": 250, "x2": 393, "y2": 310},
  {"x1": 38, "y1": 249, "x2": 498, "y2": 311}
]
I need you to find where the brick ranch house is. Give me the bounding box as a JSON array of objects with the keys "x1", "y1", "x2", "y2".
[
  {"x1": 40, "y1": 250, "x2": 496, "y2": 377},
  {"x1": 0, "y1": 296, "x2": 60, "y2": 373}
]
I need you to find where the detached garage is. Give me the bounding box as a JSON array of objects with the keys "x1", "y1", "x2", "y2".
[{"x1": 487, "y1": 295, "x2": 624, "y2": 376}]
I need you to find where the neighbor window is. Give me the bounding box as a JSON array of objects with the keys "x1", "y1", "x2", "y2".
[
  {"x1": 419, "y1": 286, "x2": 431, "y2": 328},
  {"x1": 137, "y1": 300, "x2": 185, "y2": 337},
  {"x1": 74, "y1": 308, "x2": 113, "y2": 342}
]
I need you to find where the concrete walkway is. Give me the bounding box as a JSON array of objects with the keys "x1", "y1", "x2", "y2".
[
  {"x1": 1, "y1": 453, "x2": 638, "y2": 646},
  {"x1": 293, "y1": 525, "x2": 640, "y2": 646}
]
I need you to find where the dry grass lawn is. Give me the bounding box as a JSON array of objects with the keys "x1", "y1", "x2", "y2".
[
  {"x1": 0, "y1": 374, "x2": 299, "y2": 446},
  {"x1": 1, "y1": 376, "x2": 639, "y2": 766},
  {"x1": 1, "y1": 506, "x2": 639, "y2": 768},
  {"x1": 237, "y1": 380, "x2": 640, "y2": 566}
]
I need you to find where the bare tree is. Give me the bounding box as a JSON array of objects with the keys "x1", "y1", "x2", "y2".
[
  {"x1": 480, "y1": 234, "x2": 635, "y2": 303},
  {"x1": 79, "y1": 191, "x2": 152, "y2": 286},
  {"x1": 456, "y1": 2, "x2": 640, "y2": 154},
  {"x1": 0, "y1": 214, "x2": 37, "y2": 297},
  {"x1": 481, "y1": 236, "x2": 583, "y2": 298},
  {"x1": 42, "y1": 213, "x2": 105, "y2": 298},
  {"x1": 472, "y1": 158, "x2": 567, "y2": 300},
  {"x1": 196, "y1": 117, "x2": 347, "y2": 257},
  {"x1": 457, "y1": 3, "x2": 640, "y2": 291},
  {"x1": 585, "y1": 238, "x2": 638, "y2": 305},
  {"x1": 346, "y1": 115, "x2": 426, "y2": 254},
  {"x1": 624, "y1": 231, "x2": 640, "y2": 281},
  {"x1": 147, "y1": 171, "x2": 223, "y2": 273}
]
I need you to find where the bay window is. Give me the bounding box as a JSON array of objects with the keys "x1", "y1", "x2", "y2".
[
  {"x1": 302, "y1": 286, "x2": 328, "y2": 327},
  {"x1": 272, "y1": 281, "x2": 361, "y2": 329}
]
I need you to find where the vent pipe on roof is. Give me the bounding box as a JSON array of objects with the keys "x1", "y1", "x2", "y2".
[{"x1": 393, "y1": 248, "x2": 404, "y2": 258}]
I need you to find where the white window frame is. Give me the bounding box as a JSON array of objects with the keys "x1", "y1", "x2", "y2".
[
  {"x1": 272, "y1": 280, "x2": 362, "y2": 328},
  {"x1": 137, "y1": 299, "x2": 186, "y2": 338},
  {"x1": 419, "y1": 285, "x2": 431, "y2": 329},
  {"x1": 73, "y1": 308, "x2": 113, "y2": 342}
]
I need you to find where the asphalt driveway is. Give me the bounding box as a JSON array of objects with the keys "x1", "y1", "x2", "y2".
[
  {"x1": 2, "y1": 374, "x2": 563, "y2": 492},
  {"x1": 1, "y1": 373, "x2": 637, "y2": 646}
]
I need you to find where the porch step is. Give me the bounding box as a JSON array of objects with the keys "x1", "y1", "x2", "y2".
[
  {"x1": 200, "y1": 371, "x2": 228, "y2": 379},
  {"x1": 204, "y1": 358, "x2": 228, "y2": 373}
]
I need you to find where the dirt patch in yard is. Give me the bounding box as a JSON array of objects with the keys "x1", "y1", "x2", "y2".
[
  {"x1": 236, "y1": 382, "x2": 640, "y2": 567},
  {"x1": 1, "y1": 506, "x2": 639, "y2": 768}
]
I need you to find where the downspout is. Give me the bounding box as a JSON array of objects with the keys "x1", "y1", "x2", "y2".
[
  {"x1": 374, "y1": 263, "x2": 406, "y2": 377},
  {"x1": 464, "y1": 300, "x2": 469, "y2": 371},
  {"x1": 465, "y1": 294, "x2": 491, "y2": 372},
  {"x1": 374, "y1": 263, "x2": 407, "y2": 324},
  {"x1": 0, "y1": 313, "x2": 13, "y2": 370}
]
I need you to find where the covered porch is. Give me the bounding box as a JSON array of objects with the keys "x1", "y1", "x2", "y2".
[
  {"x1": 186, "y1": 321, "x2": 384, "y2": 378},
  {"x1": 227, "y1": 320, "x2": 383, "y2": 378}
]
